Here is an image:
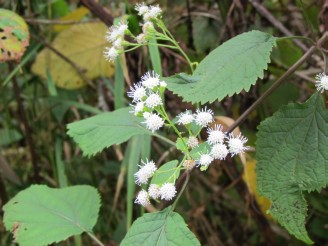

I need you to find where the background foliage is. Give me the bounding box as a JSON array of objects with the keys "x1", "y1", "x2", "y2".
[{"x1": 1, "y1": 0, "x2": 328, "y2": 245}]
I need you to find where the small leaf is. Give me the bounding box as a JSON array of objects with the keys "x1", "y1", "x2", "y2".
[
  {"x1": 256, "y1": 92, "x2": 328, "y2": 244},
  {"x1": 32, "y1": 23, "x2": 114, "y2": 89},
  {"x1": 3, "y1": 185, "x2": 100, "y2": 246},
  {"x1": 67, "y1": 107, "x2": 151, "y2": 156},
  {"x1": 121, "y1": 206, "x2": 200, "y2": 246},
  {"x1": 151, "y1": 160, "x2": 180, "y2": 185},
  {"x1": 166, "y1": 30, "x2": 276, "y2": 104},
  {"x1": 0, "y1": 9, "x2": 29, "y2": 62},
  {"x1": 0, "y1": 128, "x2": 22, "y2": 146},
  {"x1": 190, "y1": 142, "x2": 210, "y2": 160},
  {"x1": 176, "y1": 138, "x2": 188, "y2": 152}
]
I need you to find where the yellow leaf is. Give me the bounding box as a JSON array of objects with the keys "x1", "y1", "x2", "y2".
[
  {"x1": 242, "y1": 158, "x2": 272, "y2": 219},
  {"x1": 0, "y1": 9, "x2": 29, "y2": 62},
  {"x1": 53, "y1": 7, "x2": 90, "y2": 32},
  {"x1": 32, "y1": 23, "x2": 114, "y2": 89}
]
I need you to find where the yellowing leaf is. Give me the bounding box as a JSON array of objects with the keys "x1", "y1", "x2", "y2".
[
  {"x1": 32, "y1": 22, "x2": 114, "y2": 89},
  {"x1": 242, "y1": 159, "x2": 271, "y2": 219},
  {"x1": 53, "y1": 7, "x2": 89, "y2": 32},
  {"x1": 0, "y1": 9, "x2": 29, "y2": 62}
]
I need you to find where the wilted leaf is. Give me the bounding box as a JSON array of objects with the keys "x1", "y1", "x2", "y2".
[
  {"x1": 32, "y1": 22, "x2": 114, "y2": 89},
  {"x1": 53, "y1": 7, "x2": 90, "y2": 32},
  {"x1": 0, "y1": 9, "x2": 29, "y2": 62}
]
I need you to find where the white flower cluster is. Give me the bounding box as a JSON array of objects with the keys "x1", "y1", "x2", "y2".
[
  {"x1": 135, "y1": 3, "x2": 162, "y2": 43},
  {"x1": 196, "y1": 125, "x2": 250, "y2": 170},
  {"x1": 104, "y1": 20, "x2": 128, "y2": 62},
  {"x1": 128, "y1": 71, "x2": 167, "y2": 132},
  {"x1": 315, "y1": 72, "x2": 328, "y2": 93},
  {"x1": 134, "y1": 159, "x2": 177, "y2": 207}
]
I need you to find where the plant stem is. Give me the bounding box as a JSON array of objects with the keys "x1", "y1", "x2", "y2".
[
  {"x1": 227, "y1": 32, "x2": 328, "y2": 133},
  {"x1": 276, "y1": 36, "x2": 315, "y2": 44},
  {"x1": 10, "y1": 63, "x2": 41, "y2": 183},
  {"x1": 170, "y1": 172, "x2": 190, "y2": 211},
  {"x1": 86, "y1": 232, "x2": 105, "y2": 246}
]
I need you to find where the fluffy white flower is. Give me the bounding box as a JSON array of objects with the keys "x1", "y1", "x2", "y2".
[
  {"x1": 135, "y1": 3, "x2": 149, "y2": 16},
  {"x1": 196, "y1": 152, "x2": 214, "y2": 168},
  {"x1": 113, "y1": 38, "x2": 123, "y2": 48},
  {"x1": 130, "y1": 101, "x2": 144, "y2": 115},
  {"x1": 187, "y1": 136, "x2": 199, "y2": 149},
  {"x1": 148, "y1": 184, "x2": 160, "y2": 199},
  {"x1": 160, "y1": 81, "x2": 167, "y2": 87},
  {"x1": 143, "y1": 113, "x2": 164, "y2": 132},
  {"x1": 194, "y1": 107, "x2": 214, "y2": 127},
  {"x1": 207, "y1": 124, "x2": 225, "y2": 144},
  {"x1": 135, "y1": 190, "x2": 150, "y2": 206},
  {"x1": 177, "y1": 110, "x2": 194, "y2": 125},
  {"x1": 117, "y1": 21, "x2": 128, "y2": 36},
  {"x1": 134, "y1": 159, "x2": 157, "y2": 185},
  {"x1": 143, "y1": 112, "x2": 151, "y2": 119},
  {"x1": 127, "y1": 83, "x2": 146, "y2": 102},
  {"x1": 227, "y1": 133, "x2": 249, "y2": 156},
  {"x1": 145, "y1": 93, "x2": 162, "y2": 109},
  {"x1": 103, "y1": 47, "x2": 118, "y2": 61},
  {"x1": 142, "y1": 21, "x2": 155, "y2": 34},
  {"x1": 136, "y1": 33, "x2": 146, "y2": 44},
  {"x1": 141, "y1": 71, "x2": 160, "y2": 89},
  {"x1": 183, "y1": 159, "x2": 196, "y2": 171},
  {"x1": 210, "y1": 143, "x2": 228, "y2": 160},
  {"x1": 315, "y1": 72, "x2": 328, "y2": 93},
  {"x1": 105, "y1": 27, "x2": 121, "y2": 42},
  {"x1": 145, "y1": 5, "x2": 162, "y2": 20},
  {"x1": 159, "y1": 183, "x2": 177, "y2": 200}
]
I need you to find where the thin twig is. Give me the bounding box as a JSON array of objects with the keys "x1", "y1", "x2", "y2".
[
  {"x1": 25, "y1": 18, "x2": 99, "y2": 25},
  {"x1": 10, "y1": 63, "x2": 41, "y2": 183},
  {"x1": 227, "y1": 32, "x2": 328, "y2": 133}
]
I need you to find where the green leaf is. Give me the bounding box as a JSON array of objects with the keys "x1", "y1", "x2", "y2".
[
  {"x1": 256, "y1": 93, "x2": 328, "y2": 244},
  {"x1": 176, "y1": 138, "x2": 188, "y2": 152},
  {"x1": 121, "y1": 206, "x2": 200, "y2": 246},
  {"x1": 3, "y1": 185, "x2": 100, "y2": 246},
  {"x1": 190, "y1": 142, "x2": 210, "y2": 160},
  {"x1": 0, "y1": 128, "x2": 22, "y2": 146},
  {"x1": 166, "y1": 30, "x2": 276, "y2": 104},
  {"x1": 67, "y1": 107, "x2": 151, "y2": 157},
  {"x1": 151, "y1": 160, "x2": 180, "y2": 185}
]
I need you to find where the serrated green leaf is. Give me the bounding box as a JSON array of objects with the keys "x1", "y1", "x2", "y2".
[
  {"x1": 3, "y1": 185, "x2": 100, "y2": 246},
  {"x1": 121, "y1": 206, "x2": 200, "y2": 246},
  {"x1": 166, "y1": 30, "x2": 276, "y2": 104},
  {"x1": 67, "y1": 107, "x2": 151, "y2": 157},
  {"x1": 256, "y1": 92, "x2": 328, "y2": 244},
  {"x1": 151, "y1": 160, "x2": 180, "y2": 185}
]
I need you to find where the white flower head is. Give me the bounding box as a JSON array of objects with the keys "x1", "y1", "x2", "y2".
[
  {"x1": 315, "y1": 72, "x2": 328, "y2": 93},
  {"x1": 141, "y1": 71, "x2": 160, "y2": 89},
  {"x1": 117, "y1": 21, "x2": 128, "y2": 36},
  {"x1": 196, "y1": 151, "x2": 214, "y2": 168},
  {"x1": 143, "y1": 112, "x2": 151, "y2": 119},
  {"x1": 160, "y1": 81, "x2": 167, "y2": 87},
  {"x1": 143, "y1": 113, "x2": 164, "y2": 132},
  {"x1": 127, "y1": 83, "x2": 146, "y2": 102},
  {"x1": 105, "y1": 27, "x2": 120, "y2": 43},
  {"x1": 177, "y1": 110, "x2": 194, "y2": 125},
  {"x1": 136, "y1": 33, "x2": 146, "y2": 44},
  {"x1": 113, "y1": 38, "x2": 123, "y2": 48},
  {"x1": 103, "y1": 47, "x2": 118, "y2": 62},
  {"x1": 207, "y1": 124, "x2": 226, "y2": 145},
  {"x1": 146, "y1": 5, "x2": 162, "y2": 20},
  {"x1": 183, "y1": 159, "x2": 196, "y2": 171},
  {"x1": 148, "y1": 184, "x2": 160, "y2": 199},
  {"x1": 142, "y1": 21, "x2": 155, "y2": 34},
  {"x1": 145, "y1": 93, "x2": 162, "y2": 109},
  {"x1": 135, "y1": 190, "x2": 150, "y2": 206},
  {"x1": 135, "y1": 2, "x2": 149, "y2": 16},
  {"x1": 130, "y1": 101, "x2": 145, "y2": 115},
  {"x1": 187, "y1": 136, "x2": 199, "y2": 149},
  {"x1": 194, "y1": 107, "x2": 214, "y2": 127},
  {"x1": 134, "y1": 159, "x2": 157, "y2": 185},
  {"x1": 227, "y1": 133, "x2": 249, "y2": 156},
  {"x1": 159, "y1": 183, "x2": 177, "y2": 200},
  {"x1": 210, "y1": 143, "x2": 228, "y2": 160}
]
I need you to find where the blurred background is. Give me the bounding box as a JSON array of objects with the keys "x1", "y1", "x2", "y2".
[{"x1": 0, "y1": 0, "x2": 328, "y2": 245}]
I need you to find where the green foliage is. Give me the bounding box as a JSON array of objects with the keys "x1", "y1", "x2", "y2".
[
  {"x1": 0, "y1": 128, "x2": 22, "y2": 146},
  {"x1": 166, "y1": 30, "x2": 276, "y2": 104},
  {"x1": 151, "y1": 160, "x2": 180, "y2": 185},
  {"x1": 67, "y1": 107, "x2": 151, "y2": 157},
  {"x1": 121, "y1": 206, "x2": 200, "y2": 246},
  {"x1": 3, "y1": 185, "x2": 100, "y2": 246},
  {"x1": 256, "y1": 93, "x2": 328, "y2": 244}
]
